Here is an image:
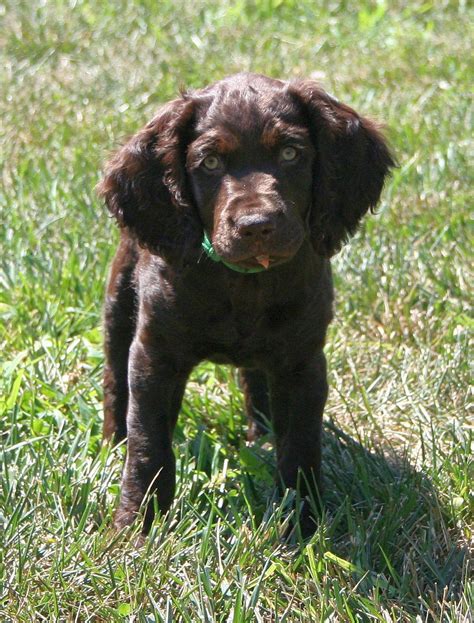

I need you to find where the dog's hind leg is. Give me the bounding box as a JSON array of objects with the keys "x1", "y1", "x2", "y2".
[
  {"x1": 239, "y1": 368, "x2": 271, "y2": 442},
  {"x1": 103, "y1": 235, "x2": 138, "y2": 443}
]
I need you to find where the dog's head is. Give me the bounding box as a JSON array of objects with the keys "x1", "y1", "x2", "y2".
[{"x1": 98, "y1": 73, "x2": 395, "y2": 266}]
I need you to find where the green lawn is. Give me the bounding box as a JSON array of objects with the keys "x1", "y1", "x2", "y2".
[{"x1": 1, "y1": 1, "x2": 472, "y2": 621}]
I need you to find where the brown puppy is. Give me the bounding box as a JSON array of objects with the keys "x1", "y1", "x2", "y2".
[{"x1": 98, "y1": 73, "x2": 395, "y2": 535}]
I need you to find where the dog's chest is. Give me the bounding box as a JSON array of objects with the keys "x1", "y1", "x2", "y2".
[
  {"x1": 186, "y1": 277, "x2": 312, "y2": 364},
  {"x1": 150, "y1": 257, "x2": 332, "y2": 367}
]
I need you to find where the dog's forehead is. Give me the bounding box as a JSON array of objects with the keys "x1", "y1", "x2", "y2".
[{"x1": 193, "y1": 83, "x2": 305, "y2": 141}]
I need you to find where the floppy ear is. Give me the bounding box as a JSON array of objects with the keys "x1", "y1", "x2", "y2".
[
  {"x1": 290, "y1": 81, "x2": 396, "y2": 257},
  {"x1": 97, "y1": 98, "x2": 202, "y2": 262}
]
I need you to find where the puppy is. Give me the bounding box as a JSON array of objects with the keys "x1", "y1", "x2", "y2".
[{"x1": 98, "y1": 73, "x2": 394, "y2": 535}]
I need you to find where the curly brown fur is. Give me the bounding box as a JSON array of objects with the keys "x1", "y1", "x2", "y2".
[{"x1": 98, "y1": 72, "x2": 395, "y2": 536}]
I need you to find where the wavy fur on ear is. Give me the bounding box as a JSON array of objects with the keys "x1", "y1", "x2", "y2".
[
  {"x1": 97, "y1": 98, "x2": 202, "y2": 262},
  {"x1": 290, "y1": 81, "x2": 396, "y2": 257}
]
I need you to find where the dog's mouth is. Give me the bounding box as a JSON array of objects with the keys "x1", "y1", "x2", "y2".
[
  {"x1": 235, "y1": 252, "x2": 293, "y2": 270},
  {"x1": 255, "y1": 255, "x2": 271, "y2": 269},
  {"x1": 210, "y1": 230, "x2": 305, "y2": 272}
]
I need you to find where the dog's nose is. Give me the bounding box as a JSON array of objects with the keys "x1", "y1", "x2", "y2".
[{"x1": 234, "y1": 214, "x2": 276, "y2": 239}]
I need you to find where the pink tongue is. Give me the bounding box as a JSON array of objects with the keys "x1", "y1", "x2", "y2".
[{"x1": 255, "y1": 255, "x2": 270, "y2": 269}]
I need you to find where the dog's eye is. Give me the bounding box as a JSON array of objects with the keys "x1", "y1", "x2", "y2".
[
  {"x1": 202, "y1": 155, "x2": 221, "y2": 171},
  {"x1": 280, "y1": 146, "x2": 298, "y2": 162}
]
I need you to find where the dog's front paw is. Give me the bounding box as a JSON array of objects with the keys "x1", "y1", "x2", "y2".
[
  {"x1": 114, "y1": 504, "x2": 140, "y2": 532},
  {"x1": 282, "y1": 498, "x2": 321, "y2": 542}
]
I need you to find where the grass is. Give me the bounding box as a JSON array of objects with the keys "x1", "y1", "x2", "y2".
[{"x1": 0, "y1": 0, "x2": 472, "y2": 620}]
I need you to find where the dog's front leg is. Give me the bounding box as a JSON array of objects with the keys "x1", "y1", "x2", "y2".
[
  {"x1": 114, "y1": 336, "x2": 189, "y2": 533},
  {"x1": 268, "y1": 351, "x2": 328, "y2": 536}
]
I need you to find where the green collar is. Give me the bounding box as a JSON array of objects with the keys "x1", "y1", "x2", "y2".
[{"x1": 201, "y1": 231, "x2": 267, "y2": 274}]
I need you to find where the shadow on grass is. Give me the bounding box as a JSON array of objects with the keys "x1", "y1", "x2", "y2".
[
  {"x1": 317, "y1": 421, "x2": 467, "y2": 606},
  {"x1": 185, "y1": 418, "x2": 468, "y2": 612}
]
